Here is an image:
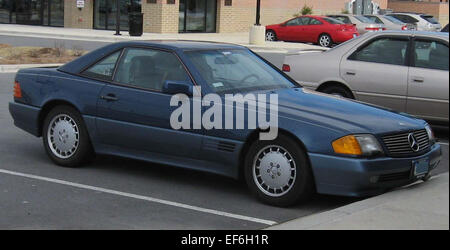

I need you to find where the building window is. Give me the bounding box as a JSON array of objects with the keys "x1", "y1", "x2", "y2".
[
  {"x1": 224, "y1": 0, "x2": 232, "y2": 6},
  {"x1": 0, "y1": 0, "x2": 64, "y2": 27},
  {"x1": 147, "y1": 0, "x2": 156, "y2": 3},
  {"x1": 167, "y1": 0, "x2": 175, "y2": 4}
]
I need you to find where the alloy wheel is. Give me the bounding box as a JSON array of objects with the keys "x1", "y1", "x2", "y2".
[{"x1": 319, "y1": 35, "x2": 331, "y2": 47}]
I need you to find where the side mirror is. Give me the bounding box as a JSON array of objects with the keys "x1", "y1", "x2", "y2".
[{"x1": 162, "y1": 80, "x2": 193, "y2": 96}]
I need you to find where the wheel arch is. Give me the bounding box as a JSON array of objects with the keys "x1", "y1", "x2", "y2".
[
  {"x1": 316, "y1": 80, "x2": 355, "y2": 99},
  {"x1": 318, "y1": 32, "x2": 333, "y2": 42},
  {"x1": 238, "y1": 128, "x2": 314, "y2": 184},
  {"x1": 37, "y1": 99, "x2": 82, "y2": 137}
]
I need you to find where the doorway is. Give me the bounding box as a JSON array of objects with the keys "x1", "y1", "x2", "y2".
[
  {"x1": 179, "y1": 0, "x2": 216, "y2": 33},
  {"x1": 94, "y1": 0, "x2": 141, "y2": 31}
]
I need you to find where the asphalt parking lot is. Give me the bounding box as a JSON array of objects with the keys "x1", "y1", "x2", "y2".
[{"x1": 0, "y1": 72, "x2": 448, "y2": 229}]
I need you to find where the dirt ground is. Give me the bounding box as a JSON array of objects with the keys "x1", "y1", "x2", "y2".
[{"x1": 0, "y1": 44, "x2": 87, "y2": 64}]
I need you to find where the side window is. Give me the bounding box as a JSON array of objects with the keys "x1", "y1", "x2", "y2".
[
  {"x1": 285, "y1": 18, "x2": 300, "y2": 26},
  {"x1": 82, "y1": 50, "x2": 121, "y2": 80},
  {"x1": 113, "y1": 48, "x2": 190, "y2": 91},
  {"x1": 413, "y1": 40, "x2": 449, "y2": 71},
  {"x1": 309, "y1": 18, "x2": 322, "y2": 25},
  {"x1": 298, "y1": 17, "x2": 311, "y2": 25},
  {"x1": 349, "y1": 37, "x2": 409, "y2": 66}
]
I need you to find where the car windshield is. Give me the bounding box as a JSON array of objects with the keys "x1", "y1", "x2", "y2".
[
  {"x1": 354, "y1": 15, "x2": 375, "y2": 23},
  {"x1": 322, "y1": 17, "x2": 344, "y2": 25},
  {"x1": 384, "y1": 15, "x2": 404, "y2": 24},
  {"x1": 421, "y1": 15, "x2": 439, "y2": 24},
  {"x1": 185, "y1": 49, "x2": 296, "y2": 94}
]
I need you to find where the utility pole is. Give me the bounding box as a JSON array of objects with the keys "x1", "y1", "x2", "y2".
[
  {"x1": 115, "y1": 0, "x2": 121, "y2": 35},
  {"x1": 256, "y1": 0, "x2": 261, "y2": 25}
]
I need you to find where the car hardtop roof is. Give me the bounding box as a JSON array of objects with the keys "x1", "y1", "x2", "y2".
[
  {"x1": 58, "y1": 40, "x2": 247, "y2": 75},
  {"x1": 368, "y1": 30, "x2": 449, "y2": 39},
  {"x1": 118, "y1": 40, "x2": 246, "y2": 50}
]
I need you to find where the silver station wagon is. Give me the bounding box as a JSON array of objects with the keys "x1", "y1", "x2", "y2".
[{"x1": 283, "y1": 31, "x2": 449, "y2": 124}]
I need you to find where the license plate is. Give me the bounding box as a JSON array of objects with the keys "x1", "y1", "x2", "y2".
[{"x1": 413, "y1": 158, "x2": 429, "y2": 177}]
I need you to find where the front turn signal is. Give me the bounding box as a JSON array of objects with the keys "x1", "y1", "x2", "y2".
[
  {"x1": 332, "y1": 135, "x2": 362, "y2": 156},
  {"x1": 13, "y1": 81, "x2": 22, "y2": 98}
]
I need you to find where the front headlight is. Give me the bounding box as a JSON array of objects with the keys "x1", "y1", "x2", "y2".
[
  {"x1": 425, "y1": 124, "x2": 435, "y2": 144},
  {"x1": 332, "y1": 134, "x2": 383, "y2": 157}
]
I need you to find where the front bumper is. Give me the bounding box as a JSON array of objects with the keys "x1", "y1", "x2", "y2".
[{"x1": 309, "y1": 143, "x2": 442, "y2": 197}]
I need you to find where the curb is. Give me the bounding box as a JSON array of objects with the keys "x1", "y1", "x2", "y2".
[
  {"x1": 0, "y1": 63, "x2": 62, "y2": 73},
  {"x1": 0, "y1": 31, "x2": 320, "y2": 53},
  {"x1": 265, "y1": 172, "x2": 449, "y2": 230}
]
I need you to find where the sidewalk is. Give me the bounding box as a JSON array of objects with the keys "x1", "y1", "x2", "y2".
[
  {"x1": 0, "y1": 24, "x2": 320, "y2": 52},
  {"x1": 267, "y1": 173, "x2": 449, "y2": 230}
]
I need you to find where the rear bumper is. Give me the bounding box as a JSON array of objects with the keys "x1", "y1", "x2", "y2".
[
  {"x1": 333, "y1": 32, "x2": 359, "y2": 43},
  {"x1": 9, "y1": 102, "x2": 41, "y2": 137},
  {"x1": 309, "y1": 143, "x2": 442, "y2": 197}
]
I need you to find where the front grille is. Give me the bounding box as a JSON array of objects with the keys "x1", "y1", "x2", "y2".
[
  {"x1": 378, "y1": 171, "x2": 410, "y2": 182},
  {"x1": 382, "y1": 129, "x2": 430, "y2": 157}
]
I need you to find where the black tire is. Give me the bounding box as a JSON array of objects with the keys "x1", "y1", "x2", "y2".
[
  {"x1": 244, "y1": 134, "x2": 315, "y2": 207},
  {"x1": 318, "y1": 33, "x2": 333, "y2": 48},
  {"x1": 265, "y1": 30, "x2": 277, "y2": 41},
  {"x1": 321, "y1": 85, "x2": 354, "y2": 99},
  {"x1": 42, "y1": 105, "x2": 94, "y2": 167}
]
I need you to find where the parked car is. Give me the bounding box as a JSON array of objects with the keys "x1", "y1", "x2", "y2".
[
  {"x1": 364, "y1": 14, "x2": 416, "y2": 31},
  {"x1": 265, "y1": 15, "x2": 359, "y2": 47},
  {"x1": 283, "y1": 31, "x2": 449, "y2": 124},
  {"x1": 9, "y1": 41, "x2": 441, "y2": 206},
  {"x1": 387, "y1": 13, "x2": 442, "y2": 32},
  {"x1": 327, "y1": 14, "x2": 386, "y2": 34},
  {"x1": 442, "y1": 24, "x2": 449, "y2": 33}
]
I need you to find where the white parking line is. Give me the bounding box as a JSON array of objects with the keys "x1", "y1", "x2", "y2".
[{"x1": 0, "y1": 168, "x2": 277, "y2": 226}]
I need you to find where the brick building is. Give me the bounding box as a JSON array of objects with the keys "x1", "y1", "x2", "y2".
[{"x1": 1, "y1": 0, "x2": 446, "y2": 34}]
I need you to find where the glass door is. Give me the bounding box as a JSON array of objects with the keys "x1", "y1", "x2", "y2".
[
  {"x1": 179, "y1": 0, "x2": 216, "y2": 33},
  {"x1": 95, "y1": 0, "x2": 141, "y2": 31},
  {"x1": 49, "y1": 0, "x2": 64, "y2": 26}
]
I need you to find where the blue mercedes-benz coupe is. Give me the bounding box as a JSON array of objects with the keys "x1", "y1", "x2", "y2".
[{"x1": 9, "y1": 41, "x2": 441, "y2": 206}]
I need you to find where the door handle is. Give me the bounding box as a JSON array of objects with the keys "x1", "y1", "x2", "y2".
[
  {"x1": 346, "y1": 71, "x2": 356, "y2": 76},
  {"x1": 412, "y1": 77, "x2": 424, "y2": 83},
  {"x1": 101, "y1": 94, "x2": 119, "y2": 101}
]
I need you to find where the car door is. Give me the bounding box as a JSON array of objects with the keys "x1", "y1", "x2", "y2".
[
  {"x1": 340, "y1": 36, "x2": 410, "y2": 112},
  {"x1": 276, "y1": 18, "x2": 296, "y2": 40},
  {"x1": 94, "y1": 47, "x2": 202, "y2": 158},
  {"x1": 305, "y1": 17, "x2": 324, "y2": 43},
  {"x1": 407, "y1": 38, "x2": 449, "y2": 122},
  {"x1": 280, "y1": 17, "x2": 308, "y2": 41}
]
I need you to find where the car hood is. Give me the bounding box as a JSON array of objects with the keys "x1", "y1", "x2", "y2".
[{"x1": 268, "y1": 88, "x2": 425, "y2": 135}]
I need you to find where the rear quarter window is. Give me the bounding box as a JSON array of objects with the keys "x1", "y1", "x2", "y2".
[{"x1": 421, "y1": 15, "x2": 439, "y2": 24}]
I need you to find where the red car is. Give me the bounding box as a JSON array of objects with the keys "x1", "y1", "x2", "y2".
[{"x1": 265, "y1": 15, "x2": 359, "y2": 47}]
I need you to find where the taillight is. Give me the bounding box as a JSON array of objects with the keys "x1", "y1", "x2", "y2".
[
  {"x1": 282, "y1": 64, "x2": 291, "y2": 72},
  {"x1": 401, "y1": 25, "x2": 408, "y2": 30},
  {"x1": 13, "y1": 81, "x2": 22, "y2": 98},
  {"x1": 365, "y1": 27, "x2": 378, "y2": 31}
]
